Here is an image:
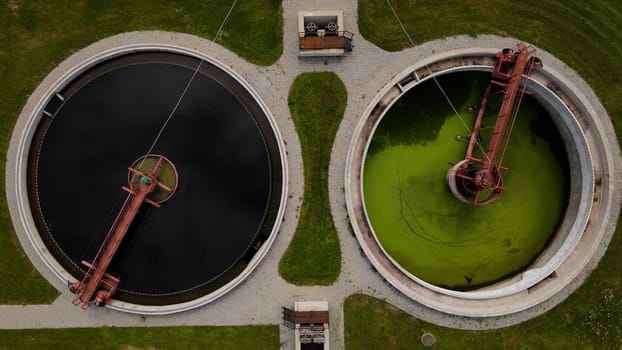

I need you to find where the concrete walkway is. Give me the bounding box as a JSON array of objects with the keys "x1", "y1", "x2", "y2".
[{"x1": 2, "y1": 1, "x2": 619, "y2": 349}]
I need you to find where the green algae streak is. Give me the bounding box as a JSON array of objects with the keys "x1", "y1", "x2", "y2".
[{"x1": 363, "y1": 72, "x2": 568, "y2": 290}]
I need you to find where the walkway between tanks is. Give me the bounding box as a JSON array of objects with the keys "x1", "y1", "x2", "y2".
[{"x1": 2, "y1": 1, "x2": 616, "y2": 349}]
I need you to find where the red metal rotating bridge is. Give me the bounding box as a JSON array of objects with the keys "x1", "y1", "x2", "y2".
[
  {"x1": 447, "y1": 43, "x2": 542, "y2": 205},
  {"x1": 68, "y1": 155, "x2": 178, "y2": 308}
]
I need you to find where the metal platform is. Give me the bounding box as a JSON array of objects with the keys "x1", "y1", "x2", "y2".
[{"x1": 298, "y1": 10, "x2": 353, "y2": 57}]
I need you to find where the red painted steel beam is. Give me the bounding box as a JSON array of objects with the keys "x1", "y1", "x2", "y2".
[
  {"x1": 475, "y1": 46, "x2": 530, "y2": 188},
  {"x1": 76, "y1": 180, "x2": 155, "y2": 307},
  {"x1": 70, "y1": 156, "x2": 173, "y2": 308},
  {"x1": 448, "y1": 43, "x2": 541, "y2": 205}
]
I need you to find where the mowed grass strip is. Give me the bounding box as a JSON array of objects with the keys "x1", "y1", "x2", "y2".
[
  {"x1": 0, "y1": 0, "x2": 282, "y2": 304},
  {"x1": 278, "y1": 72, "x2": 346, "y2": 285},
  {"x1": 345, "y1": 291, "x2": 622, "y2": 349},
  {"x1": 0, "y1": 325, "x2": 279, "y2": 350},
  {"x1": 353, "y1": 0, "x2": 622, "y2": 348}
]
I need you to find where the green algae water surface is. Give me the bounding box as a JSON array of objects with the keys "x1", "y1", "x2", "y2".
[{"x1": 363, "y1": 71, "x2": 569, "y2": 290}]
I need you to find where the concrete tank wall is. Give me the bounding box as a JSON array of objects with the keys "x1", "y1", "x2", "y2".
[{"x1": 345, "y1": 48, "x2": 620, "y2": 317}]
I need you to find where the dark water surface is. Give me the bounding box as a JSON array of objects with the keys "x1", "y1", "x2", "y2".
[{"x1": 29, "y1": 52, "x2": 283, "y2": 304}]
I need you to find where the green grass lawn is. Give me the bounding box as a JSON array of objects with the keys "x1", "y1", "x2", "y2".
[
  {"x1": 0, "y1": 325, "x2": 279, "y2": 350},
  {"x1": 349, "y1": 0, "x2": 622, "y2": 348},
  {"x1": 0, "y1": 0, "x2": 282, "y2": 304},
  {"x1": 278, "y1": 72, "x2": 346, "y2": 285},
  {"x1": 345, "y1": 287, "x2": 622, "y2": 349}
]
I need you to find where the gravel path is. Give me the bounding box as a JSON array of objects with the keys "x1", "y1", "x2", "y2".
[{"x1": 3, "y1": 1, "x2": 619, "y2": 350}]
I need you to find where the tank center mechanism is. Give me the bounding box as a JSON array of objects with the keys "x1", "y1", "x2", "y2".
[
  {"x1": 68, "y1": 154, "x2": 179, "y2": 308},
  {"x1": 447, "y1": 43, "x2": 542, "y2": 205}
]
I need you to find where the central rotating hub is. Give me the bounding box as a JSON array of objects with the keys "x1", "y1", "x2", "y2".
[{"x1": 129, "y1": 155, "x2": 179, "y2": 205}]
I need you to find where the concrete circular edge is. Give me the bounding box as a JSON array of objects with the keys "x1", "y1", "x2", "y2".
[
  {"x1": 344, "y1": 45, "x2": 621, "y2": 319},
  {"x1": 351, "y1": 61, "x2": 594, "y2": 302},
  {"x1": 5, "y1": 32, "x2": 289, "y2": 315}
]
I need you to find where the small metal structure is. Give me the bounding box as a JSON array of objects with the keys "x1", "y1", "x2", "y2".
[
  {"x1": 447, "y1": 43, "x2": 542, "y2": 205},
  {"x1": 282, "y1": 301, "x2": 330, "y2": 350},
  {"x1": 298, "y1": 11, "x2": 353, "y2": 57},
  {"x1": 68, "y1": 154, "x2": 178, "y2": 308}
]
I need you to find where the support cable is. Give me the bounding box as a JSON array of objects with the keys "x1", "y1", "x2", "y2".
[
  {"x1": 384, "y1": 0, "x2": 489, "y2": 161},
  {"x1": 74, "y1": 0, "x2": 240, "y2": 298},
  {"x1": 139, "y1": 0, "x2": 238, "y2": 166}
]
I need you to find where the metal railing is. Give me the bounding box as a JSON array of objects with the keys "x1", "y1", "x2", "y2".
[{"x1": 298, "y1": 31, "x2": 354, "y2": 51}]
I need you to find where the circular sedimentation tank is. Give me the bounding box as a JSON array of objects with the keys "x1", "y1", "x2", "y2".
[
  {"x1": 364, "y1": 71, "x2": 569, "y2": 290},
  {"x1": 8, "y1": 44, "x2": 287, "y2": 314},
  {"x1": 345, "y1": 46, "x2": 620, "y2": 318}
]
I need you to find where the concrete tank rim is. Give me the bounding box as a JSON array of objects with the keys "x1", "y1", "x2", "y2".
[
  {"x1": 357, "y1": 64, "x2": 593, "y2": 300},
  {"x1": 5, "y1": 33, "x2": 289, "y2": 315},
  {"x1": 344, "y1": 44, "x2": 619, "y2": 318}
]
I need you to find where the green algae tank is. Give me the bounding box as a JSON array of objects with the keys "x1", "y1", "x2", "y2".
[{"x1": 363, "y1": 71, "x2": 569, "y2": 290}]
